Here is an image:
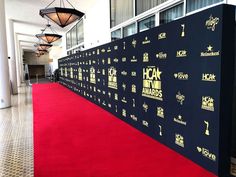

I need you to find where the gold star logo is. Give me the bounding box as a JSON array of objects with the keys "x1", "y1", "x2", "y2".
[
  {"x1": 156, "y1": 68, "x2": 162, "y2": 80},
  {"x1": 207, "y1": 45, "x2": 213, "y2": 52}
]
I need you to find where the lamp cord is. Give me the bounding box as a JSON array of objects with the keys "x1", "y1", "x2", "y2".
[{"x1": 45, "y1": 0, "x2": 56, "y2": 8}]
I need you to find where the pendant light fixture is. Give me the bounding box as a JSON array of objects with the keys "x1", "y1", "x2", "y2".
[
  {"x1": 35, "y1": 43, "x2": 52, "y2": 51},
  {"x1": 36, "y1": 22, "x2": 62, "y2": 44},
  {"x1": 39, "y1": 0, "x2": 84, "y2": 28},
  {"x1": 35, "y1": 49, "x2": 48, "y2": 56}
]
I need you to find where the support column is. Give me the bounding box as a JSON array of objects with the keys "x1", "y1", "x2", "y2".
[
  {"x1": 0, "y1": 0, "x2": 11, "y2": 108},
  {"x1": 15, "y1": 35, "x2": 21, "y2": 86},
  {"x1": 7, "y1": 19, "x2": 18, "y2": 94}
]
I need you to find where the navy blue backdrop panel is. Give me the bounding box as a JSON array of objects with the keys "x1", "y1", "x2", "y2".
[{"x1": 58, "y1": 5, "x2": 235, "y2": 177}]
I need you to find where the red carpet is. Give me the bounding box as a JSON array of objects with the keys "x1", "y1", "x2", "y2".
[{"x1": 33, "y1": 83, "x2": 217, "y2": 177}]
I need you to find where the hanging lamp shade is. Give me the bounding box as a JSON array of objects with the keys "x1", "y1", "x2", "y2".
[
  {"x1": 40, "y1": 8, "x2": 84, "y2": 28},
  {"x1": 36, "y1": 24, "x2": 62, "y2": 44},
  {"x1": 35, "y1": 43, "x2": 53, "y2": 50},
  {"x1": 36, "y1": 49, "x2": 48, "y2": 56},
  {"x1": 39, "y1": 0, "x2": 84, "y2": 28}
]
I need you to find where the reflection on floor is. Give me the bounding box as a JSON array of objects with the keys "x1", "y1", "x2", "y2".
[
  {"x1": 0, "y1": 84, "x2": 33, "y2": 177},
  {"x1": 30, "y1": 78, "x2": 52, "y2": 84}
]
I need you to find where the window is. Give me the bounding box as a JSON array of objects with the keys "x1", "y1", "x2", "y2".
[
  {"x1": 123, "y1": 23, "x2": 136, "y2": 37},
  {"x1": 138, "y1": 15, "x2": 155, "y2": 32},
  {"x1": 136, "y1": 0, "x2": 168, "y2": 15},
  {"x1": 160, "y1": 3, "x2": 184, "y2": 25},
  {"x1": 66, "y1": 32, "x2": 71, "y2": 49},
  {"x1": 186, "y1": 0, "x2": 223, "y2": 13},
  {"x1": 111, "y1": 29, "x2": 122, "y2": 41},
  {"x1": 77, "y1": 20, "x2": 84, "y2": 44},
  {"x1": 110, "y1": 0, "x2": 134, "y2": 27},
  {"x1": 71, "y1": 26, "x2": 77, "y2": 47}
]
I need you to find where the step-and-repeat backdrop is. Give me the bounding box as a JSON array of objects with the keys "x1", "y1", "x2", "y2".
[{"x1": 59, "y1": 5, "x2": 235, "y2": 176}]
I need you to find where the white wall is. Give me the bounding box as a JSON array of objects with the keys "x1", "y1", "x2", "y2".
[
  {"x1": 62, "y1": 0, "x2": 111, "y2": 54},
  {"x1": 49, "y1": 46, "x2": 63, "y2": 72},
  {"x1": 83, "y1": 0, "x2": 111, "y2": 49}
]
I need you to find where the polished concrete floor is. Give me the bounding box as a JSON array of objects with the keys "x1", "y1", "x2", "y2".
[{"x1": 0, "y1": 85, "x2": 33, "y2": 177}]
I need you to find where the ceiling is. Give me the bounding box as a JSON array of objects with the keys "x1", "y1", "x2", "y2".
[{"x1": 5, "y1": 0, "x2": 93, "y2": 52}]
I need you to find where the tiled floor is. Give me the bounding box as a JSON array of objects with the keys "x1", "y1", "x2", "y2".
[{"x1": 0, "y1": 85, "x2": 33, "y2": 177}]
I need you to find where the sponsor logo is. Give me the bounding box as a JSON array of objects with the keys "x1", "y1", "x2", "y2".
[
  {"x1": 201, "y1": 96, "x2": 214, "y2": 111},
  {"x1": 90, "y1": 67, "x2": 96, "y2": 84},
  {"x1": 156, "y1": 52, "x2": 167, "y2": 59},
  {"x1": 176, "y1": 50, "x2": 187, "y2": 57},
  {"x1": 205, "y1": 15, "x2": 219, "y2": 31},
  {"x1": 158, "y1": 32, "x2": 166, "y2": 40},
  {"x1": 197, "y1": 146, "x2": 216, "y2": 161},
  {"x1": 174, "y1": 115, "x2": 187, "y2": 126},
  {"x1": 202, "y1": 73, "x2": 216, "y2": 82},
  {"x1": 176, "y1": 91, "x2": 185, "y2": 105},
  {"x1": 142, "y1": 120, "x2": 149, "y2": 127},
  {"x1": 143, "y1": 53, "x2": 149, "y2": 62},
  {"x1": 175, "y1": 134, "x2": 184, "y2": 148},
  {"x1": 200, "y1": 45, "x2": 220, "y2": 57},
  {"x1": 108, "y1": 67, "x2": 118, "y2": 89},
  {"x1": 142, "y1": 36, "x2": 150, "y2": 44},
  {"x1": 157, "y1": 107, "x2": 164, "y2": 118},
  {"x1": 142, "y1": 66, "x2": 163, "y2": 101},
  {"x1": 174, "y1": 72, "x2": 189, "y2": 80}
]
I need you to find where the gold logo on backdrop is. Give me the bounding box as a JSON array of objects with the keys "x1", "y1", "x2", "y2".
[
  {"x1": 107, "y1": 47, "x2": 111, "y2": 52},
  {"x1": 142, "y1": 66, "x2": 163, "y2": 101},
  {"x1": 131, "y1": 56, "x2": 138, "y2": 62},
  {"x1": 60, "y1": 68, "x2": 63, "y2": 76},
  {"x1": 90, "y1": 67, "x2": 96, "y2": 84},
  {"x1": 132, "y1": 99, "x2": 135, "y2": 107},
  {"x1": 108, "y1": 103, "x2": 111, "y2": 108},
  {"x1": 176, "y1": 50, "x2": 187, "y2": 57},
  {"x1": 174, "y1": 72, "x2": 189, "y2": 80},
  {"x1": 131, "y1": 71, "x2": 137, "y2": 77},
  {"x1": 181, "y1": 24, "x2": 185, "y2": 37},
  {"x1": 143, "y1": 102, "x2": 148, "y2": 112},
  {"x1": 156, "y1": 52, "x2": 167, "y2": 59},
  {"x1": 97, "y1": 69, "x2": 101, "y2": 74},
  {"x1": 158, "y1": 125, "x2": 163, "y2": 136},
  {"x1": 101, "y1": 49, "x2": 106, "y2": 53},
  {"x1": 102, "y1": 100, "x2": 106, "y2": 106},
  {"x1": 200, "y1": 45, "x2": 220, "y2": 57},
  {"x1": 70, "y1": 69, "x2": 74, "y2": 78},
  {"x1": 102, "y1": 59, "x2": 105, "y2": 65},
  {"x1": 108, "y1": 67, "x2": 118, "y2": 89},
  {"x1": 121, "y1": 97, "x2": 127, "y2": 103},
  {"x1": 122, "y1": 57, "x2": 127, "y2": 62},
  {"x1": 114, "y1": 58, "x2": 119, "y2": 63},
  {"x1": 175, "y1": 134, "x2": 184, "y2": 148},
  {"x1": 158, "y1": 32, "x2": 166, "y2": 40},
  {"x1": 108, "y1": 92, "x2": 111, "y2": 98},
  {"x1": 130, "y1": 115, "x2": 138, "y2": 121},
  {"x1": 122, "y1": 83, "x2": 126, "y2": 91},
  {"x1": 131, "y1": 84, "x2": 136, "y2": 93},
  {"x1": 89, "y1": 60, "x2": 91, "y2": 65},
  {"x1": 157, "y1": 107, "x2": 164, "y2": 118},
  {"x1": 102, "y1": 69, "x2": 106, "y2": 75},
  {"x1": 123, "y1": 42, "x2": 126, "y2": 50},
  {"x1": 202, "y1": 96, "x2": 214, "y2": 111},
  {"x1": 204, "y1": 120, "x2": 210, "y2": 136},
  {"x1": 142, "y1": 120, "x2": 149, "y2": 127},
  {"x1": 65, "y1": 68, "x2": 68, "y2": 77},
  {"x1": 108, "y1": 58, "x2": 111, "y2": 64},
  {"x1": 141, "y1": 53, "x2": 148, "y2": 62},
  {"x1": 197, "y1": 146, "x2": 216, "y2": 161},
  {"x1": 115, "y1": 105, "x2": 118, "y2": 112},
  {"x1": 174, "y1": 115, "x2": 187, "y2": 126},
  {"x1": 121, "y1": 71, "x2": 127, "y2": 76},
  {"x1": 176, "y1": 91, "x2": 185, "y2": 105},
  {"x1": 202, "y1": 73, "x2": 216, "y2": 82},
  {"x1": 205, "y1": 15, "x2": 219, "y2": 31},
  {"x1": 122, "y1": 109, "x2": 127, "y2": 117},
  {"x1": 114, "y1": 93, "x2": 118, "y2": 101},
  {"x1": 114, "y1": 45, "x2": 118, "y2": 50},
  {"x1": 142, "y1": 36, "x2": 150, "y2": 44},
  {"x1": 132, "y1": 39, "x2": 137, "y2": 48}
]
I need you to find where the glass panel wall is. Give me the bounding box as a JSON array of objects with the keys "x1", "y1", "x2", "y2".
[
  {"x1": 66, "y1": 32, "x2": 71, "y2": 49},
  {"x1": 110, "y1": 0, "x2": 134, "y2": 27},
  {"x1": 123, "y1": 23, "x2": 136, "y2": 37},
  {"x1": 136, "y1": 0, "x2": 168, "y2": 15},
  {"x1": 186, "y1": 0, "x2": 223, "y2": 13},
  {"x1": 159, "y1": 3, "x2": 184, "y2": 25},
  {"x1": 111, "y1": 29, "x2": 122, "y2": 41},
  {"x1": 71, "y1": 26, "x2": 77, "y2": 47},
  {"x1": 138, "y1": 15, "x2": 155, "y2": 32},
  {"x1": 77, "y1": 20, "x2": 84, "y2": 44}
]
